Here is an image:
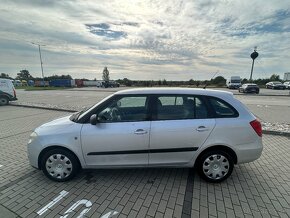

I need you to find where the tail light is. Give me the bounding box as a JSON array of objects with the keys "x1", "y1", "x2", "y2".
[
  {"x1": 250, "y1": 119, "x2": 262, "y2": 137},
  {"x1": 13, "y1": 88, "x2": 16, "y2": 97}
]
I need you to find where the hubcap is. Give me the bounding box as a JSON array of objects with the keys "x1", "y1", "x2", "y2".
[
  {"x1": 203, "y1": 154, "x2": 229, "y2": 180},
  {"x1": 46, "y1": 154, "x2": 73, "y2": 179}
]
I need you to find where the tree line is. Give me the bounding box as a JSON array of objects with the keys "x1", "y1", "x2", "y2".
[{"x1": 0, "y1": 69, "x2": 285, "y2": 87}]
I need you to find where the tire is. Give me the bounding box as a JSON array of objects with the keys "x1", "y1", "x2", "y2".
[
  {"x1": 238, "y1": 89, "x2": 241, "y2": 93},
  {"x1": 41, "y1": 148, "x2": 80, "y2": 182},
  {"x1": 0, "y1": 96, "x2": 9, "y2": 106},
  {"x1": 256, "y1": 91, "x2": 259, "y2": 94},
  {"x1": 197, "y1": 150, "x2": 234, "y2": 183}
]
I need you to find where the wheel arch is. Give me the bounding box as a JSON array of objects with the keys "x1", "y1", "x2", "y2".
[
  {"x1": 194, "y1": 145, "x2": 238, "y2": 168},
  {"x1": 38, "y1": 145, "x2": 82, "y2": 170}
]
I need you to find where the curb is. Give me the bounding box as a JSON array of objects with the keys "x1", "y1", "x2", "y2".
[
  {"x1": 262, "y1": 130, "x2": 290, "y2": 137},
  {"x1": 9, "y1": 103, "x2": 290, "y2": 137},
  {"x1": 234, "y1": 93, "x2": 290, "y2": 97}
]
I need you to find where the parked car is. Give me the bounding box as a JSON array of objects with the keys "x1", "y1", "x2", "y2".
[
  {"x1": 238, "y1": 84, "x2": 260, "y2": 94},
  {"x1": 265, "y1": 81, "x2": 286, "y2": 89},
  {"x1": 27, "y1": 88, "x2": 263, "y2": 183},
  {"x1": 283, "y1": 81, "x2": 290, "y2": 89},
  {"x1": 0, "y1": 78, "x2": 17, "y2": 105}
]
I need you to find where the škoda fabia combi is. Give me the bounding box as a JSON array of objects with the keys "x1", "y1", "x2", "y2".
[{"x1": 27, "y1": 88, "x2": 263, "y2": 183}]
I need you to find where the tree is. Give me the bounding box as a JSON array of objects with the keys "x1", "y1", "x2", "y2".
[
  {"x1": 269, "y1": 74, "x2": 280, "y2": 81},
  {"x1": 123, "y1": 78, "x2": 132, "y2": 86},
  {"x1": 102, "y1": 67, "x2": 110, "y2": 82},
  {"x1": 162, "y1": 79, "x2": 168, "y2": 86},
  {"x1": 211, "y1": 76, "x2": 226, "y2": 85},
  {"x1": 17, "y1": 70, "x2": 33, "y2": 80},
  {"x1": 0, "y1": 73, "x2": 11, "y2": 79},
  {"x1": 188, "y1": 79, "x2": 194, "y2": 85}
]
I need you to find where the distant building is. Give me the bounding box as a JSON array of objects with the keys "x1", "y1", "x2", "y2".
[{"x1": 284, "y1": 72, "x2": 290, "y2": 81}]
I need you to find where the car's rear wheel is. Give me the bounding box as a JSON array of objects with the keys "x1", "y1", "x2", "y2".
[
  {"x1": 41, "y1": 148, "x2": 80, "y2": 182},
  {"x1": 0, "y1": 96, "x2": 9, "y2": 106},
  {"x1": 197, "y1": 150, "x2": 234, "y2": 183}
]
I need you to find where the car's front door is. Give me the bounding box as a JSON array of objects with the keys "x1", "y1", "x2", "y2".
[
  {"x1": 81, "y1": 95, "x2": 151, "y2": 167},
  {"x1": 149, "y1": 95, "x2": 215, "y2": 165}
]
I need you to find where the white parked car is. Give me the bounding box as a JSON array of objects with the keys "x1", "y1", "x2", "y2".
[
  {"x1": 27, "y1": 88, "x2": 263, "y2": 183},
  {"x1": 0, "y1": 78, "x2": 17, "y2": 105},
  {"x1": 284, "y1": 81, "x2": 290, "y2": 89}
]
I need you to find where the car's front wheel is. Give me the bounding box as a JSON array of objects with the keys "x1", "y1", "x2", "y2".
[
  {"x1": 0, "y1": 96, "x2": 9, "y2": 106},
  {"x1": 41, "y1": 148, "x2": 80, "y2": 182},
  {"x1": 197, "y1": 150, "x2": 234, "y2": 183}
]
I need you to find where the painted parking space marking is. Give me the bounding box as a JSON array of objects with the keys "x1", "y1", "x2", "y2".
[
  {"x1": 37, "y1": 190, "x2": 118, "y2": 218},
  {"x1": 37, "y1": 190, "x2": 69, "y2": 215},
  {"x1": 101, "y1": 211, "x2": 119, "y2": 218},
  {"x1": 60, "y1": 199, "x2": 92, "y2": 218}
]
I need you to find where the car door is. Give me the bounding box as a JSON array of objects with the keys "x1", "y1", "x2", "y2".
[
  {"x1": 149, "y1": 95, "x2": 215, "y2": 165},
  {"x1": 81, "y1": 95, "x2": 151, "y2": 167}
]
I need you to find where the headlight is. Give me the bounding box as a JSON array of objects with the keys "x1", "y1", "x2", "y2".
[{"x1": 28, "y1": 132, "x2": 38, "y2": 144}]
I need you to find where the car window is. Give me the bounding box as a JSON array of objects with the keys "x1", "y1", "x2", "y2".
[
  {"x1": 158, "y1": 96, "x2": 183, "y2": 105},
  {"x1": 155, "y1": 95, "x2": 208, "y2": 120},
  {"x1": 117, "y1": 96, "x2": 146, "y2": 108},
  {"x1": 208, "y1": 97, "x2": 238, "y2": 118},
  {"x1": 98, "y1": 96, "x2": 148, "y2": 122}
]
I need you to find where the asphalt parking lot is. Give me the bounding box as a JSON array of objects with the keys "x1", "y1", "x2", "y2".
[
  {"x1": 12, "y1": 88, "x2": 290, "y2": 125},
  {"x1": 0, "y1": 106, "x2": 290, "y2": 218}
]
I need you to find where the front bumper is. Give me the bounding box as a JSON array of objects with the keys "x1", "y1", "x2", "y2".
[{"x1": 27, "y1": 137, "x2": 43, "y2": 169}]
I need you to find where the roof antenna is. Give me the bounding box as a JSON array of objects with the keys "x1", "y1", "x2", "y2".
[{"x1": 203, "y1": 70, "x2": 219, "y2": 89}]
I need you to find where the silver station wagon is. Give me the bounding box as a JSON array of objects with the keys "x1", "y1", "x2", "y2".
[{"x1": 27, "y1": 88, "x2": 263, "y2": 183}]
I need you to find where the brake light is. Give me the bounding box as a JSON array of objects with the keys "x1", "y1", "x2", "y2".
[
  {"x1": 250, "y1": 119, "x2": 262, "y2": 137},
  {"x1": 13, "y1": 88, "x2": 16, "y2": 97}
]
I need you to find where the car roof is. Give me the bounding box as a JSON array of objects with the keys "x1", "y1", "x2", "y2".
[{"x1": 115, "y1": 87, "x2": 234, "y2": 98}]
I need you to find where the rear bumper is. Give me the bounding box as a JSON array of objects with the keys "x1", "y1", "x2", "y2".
[
  {"x1": 235, "y1": 138, "x2": 263, "y2": 164},
  {"x1": 245, "y1": 88, "x2": 259, "y2": 93}
]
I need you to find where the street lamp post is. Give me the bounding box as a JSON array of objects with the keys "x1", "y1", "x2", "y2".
[
  {"x1": 31, "y1": 42, "x2": 45, "y2": 86},
  {"x1": 250, "y1": 47, "x2": 259, "y2": 82}
]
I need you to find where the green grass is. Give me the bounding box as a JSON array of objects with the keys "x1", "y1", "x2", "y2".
[{"x1": 15, "y1": 86, "x2": 70, "y2": 91}]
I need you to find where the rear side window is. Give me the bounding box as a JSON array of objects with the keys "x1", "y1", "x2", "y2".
[
  {"x1": 208, "y1": 97, "x2": 238, "y2": 118},
  {"x1": 155, "y1": 95, "x2": 209, "y2": 120},
  {"x1": 0, "y1": 81, "x2": 9, "y2": 89}
]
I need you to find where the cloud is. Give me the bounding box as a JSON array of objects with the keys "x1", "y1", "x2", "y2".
[{"x1": 0, "y1": 0, "x2": 290, "y2": 80}]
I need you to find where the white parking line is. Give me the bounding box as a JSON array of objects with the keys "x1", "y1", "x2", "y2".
[
  {"x1": 37, "y1": 190, "x2": 69, "y2": 215},
  {"x1": 101, "y1": 211, "x2": 119, "y2": 218},
  {"x1": 0, "y1": 164, "x2": 3, "y2": 167}
]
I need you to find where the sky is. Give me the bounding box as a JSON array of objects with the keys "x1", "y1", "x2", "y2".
[{"x1": 0, "y1": 0, "x2": 290, "y2": 80}]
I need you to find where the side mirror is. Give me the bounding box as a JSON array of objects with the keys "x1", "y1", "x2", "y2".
[{"x1": 90, "y1": 114, "x2": 98, "y2": 125}]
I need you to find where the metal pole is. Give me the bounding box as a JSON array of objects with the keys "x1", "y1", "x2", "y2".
[
  {"x1": 250, "y1": 59, "x2": 255, "y2": 82},
  {"x1": 38, "y1": 45, "x2": 45, "y2": 87}
]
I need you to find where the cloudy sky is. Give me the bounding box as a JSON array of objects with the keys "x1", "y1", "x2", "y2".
[{"x1": 0, "y1": 0, "x2": 290, "y2": 80}]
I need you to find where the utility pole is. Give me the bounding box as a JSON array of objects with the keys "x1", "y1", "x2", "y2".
[
  {"x1": 31, "y1": 42, "x2": 45, "y2": 86},
  {"x1": 250, "y1": 47, "x2": 259, "y2": 82}
]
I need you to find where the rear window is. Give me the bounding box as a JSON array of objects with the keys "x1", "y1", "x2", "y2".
[{"x1": 208, "y1": 97, "x2": 238, "y2": 118}]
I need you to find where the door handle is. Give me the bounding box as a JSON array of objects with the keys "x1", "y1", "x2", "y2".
[
  {"x1": 134, "y1": 129, "x2": 148, "y2": 135},
  {"x1": 196, "y1": 126, "x2": 209, "y2": 132}
]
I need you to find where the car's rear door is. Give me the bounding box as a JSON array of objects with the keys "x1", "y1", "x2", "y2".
[
  {"x1": 81, "y1": 95, "x2": 151, "y2": 167},
  {"x1": 149, "y1": 95, "x2": 215, "y2": 165}
]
